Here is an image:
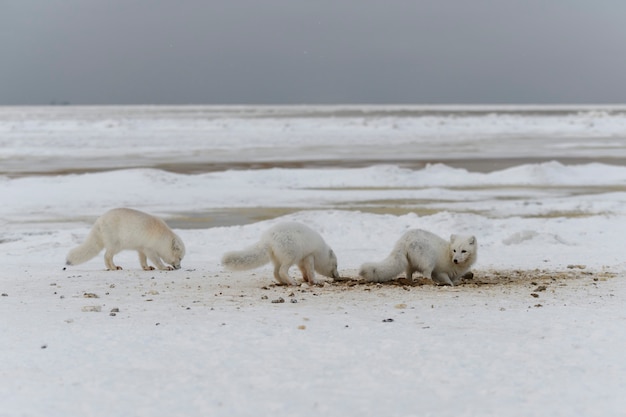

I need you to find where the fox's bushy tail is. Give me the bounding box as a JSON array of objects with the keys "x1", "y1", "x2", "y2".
[
  {"x1": 359, "y1": 253, "x2": 408, "y2": 282},
  {"x1": 221, "y1": 242, "x2": 270, "y2": 271},
  {"x1": 66, "y1": 227, "x2": 104, "y2": 266}
]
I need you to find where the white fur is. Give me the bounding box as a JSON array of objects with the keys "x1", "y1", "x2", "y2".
[
  {"x1": 66, "y1": 208, "x2": 186, "y2": 271},
  {"x1": 221, "y1": 222, "x2": 339, "y2": 286},
  {"x1": 359, "y1": 229, "x2": 477, "y2": 286}
]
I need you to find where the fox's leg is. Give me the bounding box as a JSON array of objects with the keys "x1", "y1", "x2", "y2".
[
  {"x1": 104, "y1": 250, "x2": 122, "y2": 270},
  {"x1": 451, "y1": 273, "x2": 468, "y2": 285},
  {"x1": 298, "y1": 255, "x2": 320, "y2": 285},
  {"x1": 432, "y1": 272, "x2": 454, "y2": 286},
  {"x1": 272, "y1": 262, "x2": 282, "y2": 283},
  {"x1": 277, "y1": 263, "x2": 297, "y2": 286},
  {"x1": 145, "y1": 249, "x2": 172, "y2": 271},
  {"x1": 270, "y1": 251, "x2": 296, "y2": 285},
  {"x1": 138, "y1": 251, "x2": 155, "y2": 271},
  {"x1": 270, "y1": 253, "x2": 280, "y2": 282},
  {"x1": 270, "y1": 255, "x2": 288, "y2": 284},
  {"x1": 405, "y1": 266, "x2": 415, "y2": 281}
]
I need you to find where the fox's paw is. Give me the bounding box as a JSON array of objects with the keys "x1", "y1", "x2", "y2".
[
  {"x1": 307, "y1": 277, "x2": 327, "y2": 286},
  {"x1": 275, "y1": 278, "x2": 298, "y2": 286},
  {"x1": 143, "y1": 266, "x2": 155, "y2": 271}
]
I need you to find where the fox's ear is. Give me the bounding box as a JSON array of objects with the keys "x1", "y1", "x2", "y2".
[
  {"x1": 450, "y1": 234, "x2": 457, "y2": 243},
  {"x1": 172, "y1": 238, "x2": 181, "y2": 252},
  {"x1": 468, "y1": 236, "x2": 476, "y2": 245}
]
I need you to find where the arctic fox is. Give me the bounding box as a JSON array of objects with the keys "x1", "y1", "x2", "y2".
[
  {"x1": 66, "y1": 208, "x2": 186, "y2": 271},
  {"x1": 221, "y1": 221, "x2": 340, "y2": 285},
  {"x1": 359, "y1": 229, "x2": 477, "y2": 286}
]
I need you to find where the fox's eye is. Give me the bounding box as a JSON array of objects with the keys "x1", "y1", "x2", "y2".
[
  {"x1": 461, "y1": 250, "x2": 467, "y2": 253},
  {"x1": 453, "y1": 249, "x2": 456, "y2": 253}
]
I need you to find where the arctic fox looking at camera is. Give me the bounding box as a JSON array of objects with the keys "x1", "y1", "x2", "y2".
[
  {"x1": 66, "y1": 208, "x2": 185, "y2": 271},
  {"x1": 359, "y1": 229, "x2": 477, "y2": 286},
  {"x1": 221, "y1": 222, "x2": 340, "y2": 286}
]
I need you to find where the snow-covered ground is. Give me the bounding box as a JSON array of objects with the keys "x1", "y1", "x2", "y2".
[{"x1": 1, "y1": 106, "x2": 626, "y2": 416}]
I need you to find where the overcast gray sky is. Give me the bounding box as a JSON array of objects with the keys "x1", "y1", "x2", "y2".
[{"x1": 2, "y1": 1, "x2": 626, "y2": 105}]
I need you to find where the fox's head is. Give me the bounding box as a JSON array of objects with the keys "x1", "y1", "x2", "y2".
[
  {"x1": 319, "y1": 249, "x2": 340, "y2": 279},
  {"x1": 450, "y1": 234, "x2": 477, "y2": 265},
  {"x1": 164, "y1": 235, "x2": 186, "y2": 270}
]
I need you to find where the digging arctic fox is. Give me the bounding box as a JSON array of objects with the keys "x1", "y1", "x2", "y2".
[
  {"x1": 221, "y1": 222, "x2": 339, "y2": 285},
  {"x1": 66, "y1": 208, "x2": 185, "y2": 271},
  {"x1": 359, "y1": 229, "x2": 477, "y2": 286}
]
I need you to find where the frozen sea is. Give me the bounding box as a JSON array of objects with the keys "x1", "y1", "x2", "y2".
[{"x1": 1, "y1": 105, "x2": 626, "y2": 417}]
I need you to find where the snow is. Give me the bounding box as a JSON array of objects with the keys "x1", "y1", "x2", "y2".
[{"x1": 1, "y1": 105, "x2": 626, "y2": 416}]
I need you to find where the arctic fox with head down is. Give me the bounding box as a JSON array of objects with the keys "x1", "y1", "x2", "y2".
[
  {"x1": 66, "y1": 208, "x2": 185, "y2": 271},
  {"x1": 221, "y1": 222, "x2": 339, "y2": 285},
  {"x1": 359, "y1": 229, "x2": 477, "y2": 286}
]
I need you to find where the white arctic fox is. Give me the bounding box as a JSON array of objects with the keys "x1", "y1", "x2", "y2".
[
  {"x1": 359, "y1": 229, "x2": 477, "y2": 286},
  {"x1": 221, "y1": 221, "x2": 340, "y2": 285},
  {"x1": 66, "y1": 208, "x2": 186, "y2": 271}
]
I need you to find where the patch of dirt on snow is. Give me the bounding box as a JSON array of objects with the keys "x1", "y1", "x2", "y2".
[
  {"x1": 330, "y1": 267, "x2": 616, "y2": 289},
  {"x1": 90, "y1": 266, "x2": 616, "y2": 312}
]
